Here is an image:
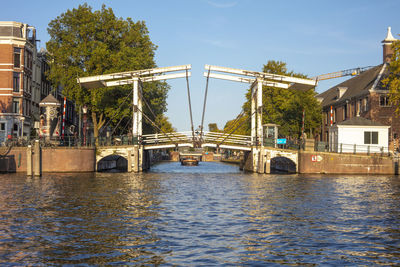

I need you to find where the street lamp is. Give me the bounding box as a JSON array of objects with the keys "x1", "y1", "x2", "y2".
[{"x1": 82, "y1": 105, "x2": 88, "y2": 146}]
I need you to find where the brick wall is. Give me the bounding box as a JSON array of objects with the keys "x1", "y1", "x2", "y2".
[{"x1": 298, "y1": 151, "x2": 394, "y2": 174}]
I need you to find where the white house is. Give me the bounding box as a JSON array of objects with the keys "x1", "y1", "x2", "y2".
[{"x1": 329, "y1": 116, "x2": 390, "y2": 153}]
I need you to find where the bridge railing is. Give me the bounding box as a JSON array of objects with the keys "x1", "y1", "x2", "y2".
[
  {"x1": 0, "y1": 135, "x2": 141, "y2": 148},
  {"x1": 142, "y1": 131, "x2": 193, "y2": 145},
  {"x1": 263, "y1": 138, "x2": 302, "y2": 150},
  {"x1": 203, "y1": 132, "x2": 252, "y2": 146}
]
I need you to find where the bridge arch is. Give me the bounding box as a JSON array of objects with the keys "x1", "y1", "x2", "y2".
[
  {"x1": 270, "y1": 156, "x2": 296, "y2": 173},
  {"x1": 265, "y1": 148, "x2": 299, "y2": 174},
  {"x1": 97, "y1": 154, "x2": 128, "y2": 172}
]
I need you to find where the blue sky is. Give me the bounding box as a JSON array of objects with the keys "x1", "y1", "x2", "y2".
[{"x1": 2, "y1": 0, "x2": 400, "y2": 131}]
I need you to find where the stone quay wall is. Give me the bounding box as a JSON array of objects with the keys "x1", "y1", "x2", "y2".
[
  {"x1": 298, "y1": 151, "x2": 394, "y2": 174},
  {"x1": 0, "y1": 147, "x2": 95, "y2": 173}
]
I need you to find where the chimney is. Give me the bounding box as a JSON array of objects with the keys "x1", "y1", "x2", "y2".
[{"x1": 382, "y1": 26, "x2": 397, "y2": 63}]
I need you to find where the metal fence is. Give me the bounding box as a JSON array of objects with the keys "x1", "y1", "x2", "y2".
[
  {"x1": 327, "y1": 142, "x2": 390, "y2": 156},
  {"x1": 263, "y1": 138, "x2": 303, "y2": 150},
  {"x1": 264, "y1": 138, "x2": 391, "y2": 156},
  {"x1": 1, "y1": 135, "x2": 139, "y2": 148},
  {"x1": 1, "y1": 135, "x2": 393, "y2": 157}
]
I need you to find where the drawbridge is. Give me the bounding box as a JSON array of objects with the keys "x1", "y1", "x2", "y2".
[{"x1": 77, "y1": 64, "x2": 316, "y2": 172}]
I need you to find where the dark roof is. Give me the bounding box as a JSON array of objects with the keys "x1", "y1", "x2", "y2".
[
  {"x1": 317, "y1": 64, "x2": 389, "y2": 107},
  {"x1": 39, "y1": 94, "x2": 60, "y2": 106},
  {"x1": 337, "y1": 116, "x2": 387, "y2": 126}
]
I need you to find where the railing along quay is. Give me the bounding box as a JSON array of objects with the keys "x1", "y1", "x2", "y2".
[{"x1": 0, "y1": 134, "x2": 393, "y2": 157}]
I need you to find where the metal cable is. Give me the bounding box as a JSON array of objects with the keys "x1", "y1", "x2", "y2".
[
  {"x1": 138, "y1": 80, "x2": 158, "y2": 121},
  {"x1": 223, "y1": 109, "x2": 245, "y2": 134},
  {"x1": 218, "y1": 110, "x2": 255, "y2": 146},
  {"x1": 209, "y1": 109, "x2": 245, "y2": 141},
  {"x1": 200, "y1": 68, "x2": 211, "y2": 141},
  {"x1": 110, "y1": 113, "x2": 129, "y2": 136},
  {"x1": 136, "y1": 84, "x2": 188, "y2": 144},
  {"x1": 185, "y1": 69, "x2": 195, "y2": 142},
  {"x1": 120, "y1": 117, "x2": 131, "y2": 134},
  {"x1": 100, "y1": 89, "x2": 133, "y2": 133},
  {"x1": 136, "y1": 105, "x2": 179, "y2": 143}
]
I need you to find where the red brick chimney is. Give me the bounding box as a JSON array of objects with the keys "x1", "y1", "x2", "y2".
[{"x1": 382, "y1": 26, "x2": 397, "y2": 63}]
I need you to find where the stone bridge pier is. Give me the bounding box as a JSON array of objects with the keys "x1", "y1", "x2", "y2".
[
  {"x1": 96, "y1": 145, "x2": 147, "y2": 172},
  {"x1": 244, "y1": 146, "x2": 299, "y2": 173}
]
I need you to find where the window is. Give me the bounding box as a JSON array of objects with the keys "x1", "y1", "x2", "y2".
[
  {"x1": 343, "y1": 105, "x2": 348, "y2": 120},
  {"x1": 14, "y1": 47, "x2": 21, "y2": 68},
  {"x1": 0, "y1": 123, "x2": 5, "y2": 131},
  {"x1": 364, "y1": 131, "x2": 378, "y2": 145},
  {"x1": 13, "y1": 72, "x2": 19, "y2": 92},
  {"x1": 12, "y1": 99, "x2": 19, "y2": 114},
  {"x1": 25, "y1": 49, "x2": 32, "y2": 70},
  {"x1": 333, "y1": 108, "x2": 337, "y2": 123},
  {"x1": 363, "y1": 97, "x2": 369, "y2": 112},
  {"x1": 380, "y1": 95, "x2": 390, "y2": 107}
]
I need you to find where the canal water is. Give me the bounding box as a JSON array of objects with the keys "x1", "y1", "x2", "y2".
[{"x1": 1, "y1": 161, "x2": 400, "y2": 265}]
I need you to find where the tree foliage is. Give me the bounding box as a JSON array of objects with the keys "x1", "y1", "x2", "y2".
[
  {"x1": 46, "y1": 4, "x2": 171, "y2": 138},
  {"x1": 224, "y1": 60, "x2": 321, "y2": 138},
  {"x1": 155, "y1": 114, "x2": 176, "y2": 133},
  {"x1": 383, "y1": 40, "x2": 400, "y2": 113},
  {"x1": 208, "y1": 123, "x2": 220, "y2": 132}
]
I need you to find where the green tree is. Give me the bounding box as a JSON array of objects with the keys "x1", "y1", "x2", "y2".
[
  {"x1": 223, "y1": 114, "x2": 249, "y2": 135},
  {"x1": 383, "y1": 40, "x2": 400, "y2": 112},
  {"x1": 155, "y1": 114, "x2": 176, "y2": 133},
  {"x1": 208, "y1": 123, "x2": 220, "y2": 132},
  {"x1": 224, "y1": 60, "x2": 321, "y2": 138},
  {"x1": 46, "y1": 4, "x2": 170, "y2": 140}
]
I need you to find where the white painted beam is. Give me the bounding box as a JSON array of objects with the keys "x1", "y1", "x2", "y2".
[
  {"x1": 205, "y1": 64, "x2": 316, "y2": 87},
  {"x1": 144, "y1": 143, "x2": 193, "y2": 150},
  {"x1": 105, "y1": 72, "x2": 191, "y2": 87},
  {"x1": 201, "y1": 143, "x2": 251, "y2": 151},
  {"x1": 78, "y1": 64, "x2": 191, "y2": 83},
  {"x1": 77, "y1": 64, "x2": 191, "y2": 89},
  {"x1": 219, "y1": 144, "x2": 252, "y2": 151},
  {"x1": 203, "y1": 72, "x2": 289, "y2": 89}
]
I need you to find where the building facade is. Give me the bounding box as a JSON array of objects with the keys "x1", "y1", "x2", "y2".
[
  {"x1": 0, "y1": 21, "x2": 40, "y2": 143},
  {"x1": 317, "y1": 27, "x2": 399, "y2": 151},
  {"x1": 0, "y1": 22, "x2": 78, "y2": 144}
]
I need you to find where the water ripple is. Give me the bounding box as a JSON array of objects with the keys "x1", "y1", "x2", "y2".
[{"x1": 0, "y1": 164, "x2": 400, "y2": 265}]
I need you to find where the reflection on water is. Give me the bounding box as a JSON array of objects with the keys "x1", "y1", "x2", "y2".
[{"x1": 0, "y1": 162, "x2": 400, "y2": 265}]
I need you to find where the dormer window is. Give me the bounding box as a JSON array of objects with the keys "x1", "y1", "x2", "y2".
[{"x1": 337, "y1": 87, "x2": 347, "y2": 99}]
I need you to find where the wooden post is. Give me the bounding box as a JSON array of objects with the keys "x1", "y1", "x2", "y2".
[
  {"x1": 264, "y1": 151, "x2": 270, "y2": 174},
  {"x1": 133, "y1": 145, "x2": 139, "y2": 172},
  {"x1": 127, "y1": 149, "x2": 132, "y2": 172},
  {"x1": 26, "y1": 145, "x2": 32, "y2": 176},
  {"x1": 33, "y1": 140, "x2": 41, "y2": 176},
  {"x1": 258, "y1": 147, "x2": 265, "y2": 173}
]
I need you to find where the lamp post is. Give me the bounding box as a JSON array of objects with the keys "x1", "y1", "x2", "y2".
[{"x1": 82, "y1": 105, "x2": 87, "y2": 146}]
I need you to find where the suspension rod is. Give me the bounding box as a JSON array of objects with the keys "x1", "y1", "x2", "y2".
[
  {"x1": 200, "y1": 68, "x2": 211, "y2": 141},
  {"x1": 185, "y1": 69, "x2": 195, "y2": 143}
]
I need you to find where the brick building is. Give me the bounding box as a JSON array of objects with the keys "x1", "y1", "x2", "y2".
[
  {"x1": 317, "y1": 27, "x2": 399, "y2": 151},
  {"x1": 0, "y1": 21, "x2": 41, "y2": 142},
  {"x1": 0, "y1": 22, "x2": 78, "y2": 144}
]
